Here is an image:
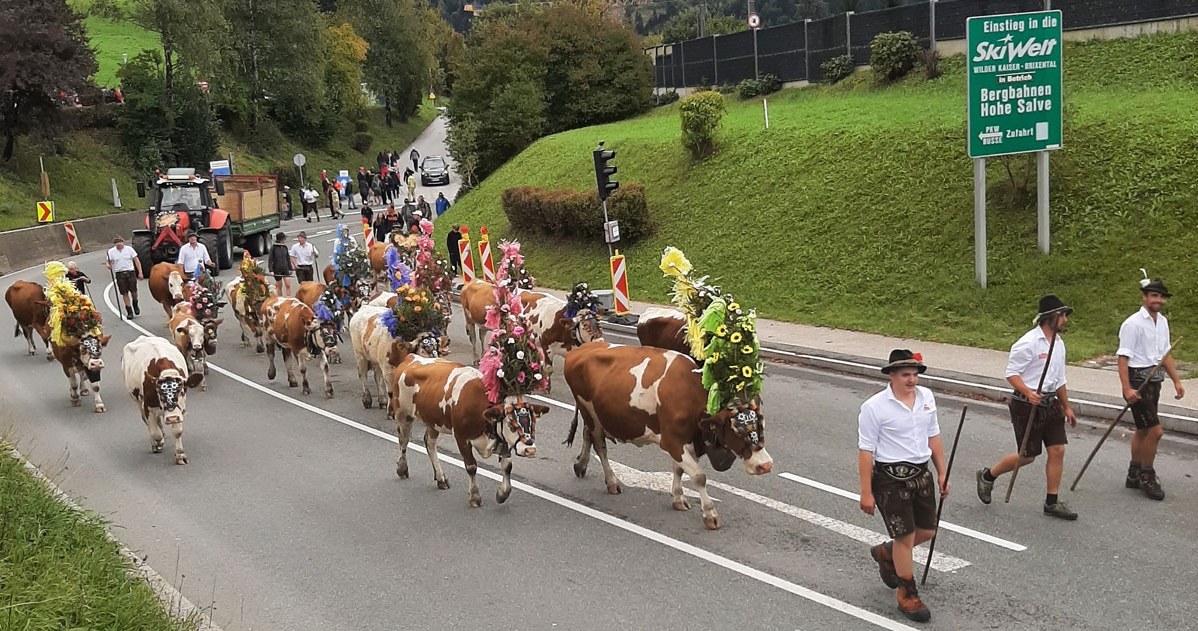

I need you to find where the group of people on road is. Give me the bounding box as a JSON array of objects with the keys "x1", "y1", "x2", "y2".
[
  {"x1": 279, "y1": 148, "x2": 444, "y2": 224},
  {"x1": 266, "y1": 231, "x2": 319, "y2": 296},
  {"x1": 858, "y1": 278, "x2": 1184, "y2": 623},
  {"x1": 101, "y1": 233, "x2": 217, "y2": 319}
]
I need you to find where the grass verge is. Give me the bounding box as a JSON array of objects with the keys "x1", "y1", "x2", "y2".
[
  {"x1": 0, "y1": 440, "x2": 200, "y2": 630},
  {"x1": 442, "y1": 32, "x2": 1198, "y2": 363}
]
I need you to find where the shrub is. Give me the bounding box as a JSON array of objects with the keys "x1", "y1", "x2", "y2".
[
  {"x1": 716, "y1": 83, "x2": 737, "y2": 94},
  {"x1": 270, "y1": 163, "x2": 302, "y2": 189},
  {"x1": 658, "y1": 90, "x2": 680, "y2": 105},
  {"x1": 736, "y1": 79, "x2": 760, "y2": 99},
  {"x1": 500, "y1": 184, "x2": 652, "y2": 244},
  {"x1": 678, "y1": 91, "x2": 725, "y2": 160},
  {"x1": 821, "y1": 55, "x2": 855, "y2": 84},
  {"x1": 870, "y1": 31, "x2": 921, "y2": 82},
  {"x1": 353, "y1": 119, "x2": 370, "y2": 133},
  {"x1": 921, "y1": 48, "x2": 943, "y2": 80},
  {"x1": 351, "y1": 132, "x2": 373, "y2": 153},
  {"x1": 758, "y1": 73, "x2": 783, "y2": 95}
]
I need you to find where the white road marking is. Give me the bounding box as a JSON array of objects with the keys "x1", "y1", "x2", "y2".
[
  {"x1": 605, "y1": 459, "x2": 714, "y2": 502},
  {"x1": 102, "y1": 283, "x2": 922, "y2": 631},
  {"x1": 779, "y1": 473, "x2": 1028, "y2": 552}
]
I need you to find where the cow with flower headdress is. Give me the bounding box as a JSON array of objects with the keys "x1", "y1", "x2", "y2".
[
  {"x1": 563, "y1": 247, "x2": 773, "y2": 530},
  {"x1": 320, "y1": 224, "x2": 374, "y2": 317},
  {"x1": 368, "y1": 232, "x2": 420, "y2": 289},
  {"x1": 226, "y1": 252, "x2": 275, "y2": 353},
  {"x1": 43, "y1": 262, "x2": 112, "y2": 412},
  {"x1": 295, "y1": 280, "x2": 344, "y2": 365},
  {"x1": 178, "y1": 267, "x2": 225, "y2": 372}
]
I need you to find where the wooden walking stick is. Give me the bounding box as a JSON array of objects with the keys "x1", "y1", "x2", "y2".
[
  {"x1": 1070, "y1": 338, "x2": 1180, "y2": 491},
  {"x1": 921, "y1": 405, "x2": 968, "y2": 586},
  {"x1": 1004, "y1": 327, "x2": 1059, "y2": 504}
]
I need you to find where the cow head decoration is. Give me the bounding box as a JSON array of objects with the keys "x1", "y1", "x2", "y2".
[
  {"x1": 153, "y1": 367, "x2": 204, "y2": 425},
  {"x1": 485, "y1": 401, "x2": 550, "y2": 458},
  {"x1": 567, "y1": 310, "x2": 604, "y2": 349},
  {"x1": 413, "y1": 331, "x2": 451, "y2": 358},
  {"x1": 699, "y1": 401, "x2": 773, "y2": 475},
  {"x1": 78, "y1": 334, "x2": 111, "y2": 382},
  {"x1": 305, "y1": 318, "x2": 339, "y2": 363},
  {"x1": 202, "y1": 318, "x2": 222, "y2": 355}
]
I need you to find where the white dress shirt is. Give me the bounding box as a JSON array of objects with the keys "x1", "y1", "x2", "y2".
[
  {"x1": 1117, "y1": 307, "x2": 1171, "y2": 369},
  {"x1": 289, "y1": 242, "x2": 318, "y2": 266},
  {"x1": 858, "y1": 385, "x2": 940, "y2": 464},
  {"x1": 1005, "y1": 326, "x2": 1067, "y2": 393},
  {"x1": 107, "y1": 246, "x2": 138, "y2": 272},
  {"x1": 176, "y1": 243, "x2": 211, "y2": 274}
]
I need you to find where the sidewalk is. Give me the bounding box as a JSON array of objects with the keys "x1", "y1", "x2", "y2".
[{"x1": 527, "y1": 286, "x2": 1198, "y2": 435}]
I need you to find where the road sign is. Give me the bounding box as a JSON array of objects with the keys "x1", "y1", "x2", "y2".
[
  {"x1": 64, "y1": 222, "x2": 81, "y2": 253},
  {"x1": 293, "y1": 153, "x2": 307, "y2": 167},
  {"x1": 37, "y1": 201, "x2": 54, "y2": 223},
  {"x1": 603, "y1": 220, "x2": 620, "y2": 244},
  {"x1": 209, "y1": 159, "x2": 231, "y2": 176},
  {"x1": 748, "y1": 12, "x2": 760, "y2": 29},
  {"x1": 967, "y1": 11, "x2": 1063, "y2": 158}
]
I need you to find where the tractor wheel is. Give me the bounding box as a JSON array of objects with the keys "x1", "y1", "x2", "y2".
[
  {"x1": 199, "y1": 230, "x2": 221, "y2": 272},
  {"x1": 216, "y1": 227, "x2": 233, "y2": 269},
  {"x1": 246, "y1": 232, "x2": 267, "y2": 257},
  {"x1": 131, "y1": 232, "x2": 154, "y2": 275}
]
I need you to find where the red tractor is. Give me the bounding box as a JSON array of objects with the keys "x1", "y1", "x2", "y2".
[{"x1": 133, "y1": 168, "x2": 235, "y2": 272}]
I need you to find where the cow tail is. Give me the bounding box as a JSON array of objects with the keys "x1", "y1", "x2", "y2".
[{"x1": 563, "y1": 406, "x2": 580, "y2": 447}]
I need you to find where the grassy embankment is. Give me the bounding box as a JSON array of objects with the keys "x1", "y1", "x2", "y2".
[
  {"x1": 0, "y1": 441, "x2": 201, "y2": 630},
  {"x1": 0, "y1": 14, "x2": 439, "y2": 232},
  {"x1": 443, "y1": 32, "x2": 1198, "y2": 362}
]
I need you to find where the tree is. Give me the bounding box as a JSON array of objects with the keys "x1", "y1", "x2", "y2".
[
  {"x1": 346, "y1": 0, "x2": 433, "y2": 126},
  {"x1": 324, "y1": 22, "x2": 369, "y2": 119},
  {"x1": 117, "y1": 50, "x2": 220, "y2": 171},
  {"x1": 0, "y1": 0, "x2": 96, "y2": 161},
  {"x1": 445, "y1": 113, "x2": 480, "y2": 189},
  {"x1": 794, "y1": 0, "x2": 829, "y2": 21},
  {"x1": 130, "y1": 0, "x2": 226, "y2": 120}
]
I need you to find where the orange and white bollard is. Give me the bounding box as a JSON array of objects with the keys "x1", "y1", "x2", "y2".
[
  {"x1": 477, "y1": 226, "x2": 496, "y2": 283},
  {"x1": 362, "y1": 218, "x2": 375, "y2": 248},
  {"x1": 63, "y1": 221, "x2": 82, "y2": 254},
  {"x1": 459, "y1": 226, "x2": 476, "y2": 283},
  {"x1": 610, "y1": 250, "x2": 630, "y2": 315}
]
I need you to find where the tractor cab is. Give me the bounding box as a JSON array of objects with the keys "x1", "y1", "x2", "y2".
[{"x1": 133, "y1": 167, "x2": 231, "y2": 271}]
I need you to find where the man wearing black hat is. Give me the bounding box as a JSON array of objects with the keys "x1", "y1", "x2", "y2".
[
  {"x1": 859, "y1": 349, "x2": 946, "y2": 623},
  {"x1": 1117, "y1": 276, "x2": 1184, "y2": 500},
  {"x1": 975, "y1": 295, "x2": 1078, "y2": 520}
]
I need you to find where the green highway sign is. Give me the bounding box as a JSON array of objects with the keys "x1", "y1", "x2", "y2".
[{"x1": 967, "y1": 10, "x2": 1063, "y2": 159}]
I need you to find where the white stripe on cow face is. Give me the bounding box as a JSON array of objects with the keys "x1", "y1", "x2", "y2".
[
  {"x1": 627, "y1": 353, "x2": 675, "y2": 415},
  {"x1": 168, "y1": 271, "x2": 185, "y2": 300}
]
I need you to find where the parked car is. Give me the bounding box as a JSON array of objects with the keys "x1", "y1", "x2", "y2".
[{"x1": 420, "y1": 155, "x2": 450, "y2": 186}]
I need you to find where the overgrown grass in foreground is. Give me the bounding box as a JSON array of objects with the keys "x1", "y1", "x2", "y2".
[
  {"x1": 443, "y1": 32, "x2": 1198, "y2": 362},
  {"x1": 0, "y1": 441, "x2": 198, "y2": 630}
]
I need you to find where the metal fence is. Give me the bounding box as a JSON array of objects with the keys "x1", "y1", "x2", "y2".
[{"x1": 650, "y1": 0, "x2": 1198, "y2": 87}]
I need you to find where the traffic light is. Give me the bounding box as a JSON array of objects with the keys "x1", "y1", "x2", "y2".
[{"x1": 593, "y1": 147, "x2": 619, "y2": 201}]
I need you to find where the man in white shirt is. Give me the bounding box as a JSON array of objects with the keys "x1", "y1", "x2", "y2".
[
  {"x1": 104, "y1": 236, "x2": 143, "y2": 318},
  {"x1": 858, "y1": 349, "x2": 945, "y2": 623},
  {"x1": 303, "y1": 187, "x2": 320, "y2": 222},
  {"x1": 1118, "y1": 277, "x2": 1184, "y2": 500},
  {"x1": 289, "y1": 231, "x2": 319, "y2": 282},
  {"x1": 975, "y1": 295, "x2": 1078, "y2": 520},
  {"x1": 176, "y1": 232, "x2": 215, "y2": 277}
]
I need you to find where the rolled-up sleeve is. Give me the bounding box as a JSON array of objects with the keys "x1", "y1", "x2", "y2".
[
  {"x1": 858, "y1": 404, "x2": 879, "y2": 453},
  {"x1": 1005, "y1": 338, "x2": 1033, "y2": 378},
  {"x1": 1116, "y1": 319, "x2": 1136, "y2": 359}
]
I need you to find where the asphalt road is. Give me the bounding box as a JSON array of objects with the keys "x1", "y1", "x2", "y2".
[{"x1": 3, "y1": 119, "x2": 1196, "y2": 630}]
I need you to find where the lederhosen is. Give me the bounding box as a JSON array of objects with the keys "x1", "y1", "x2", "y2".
[
  {"x1": 1128, "y1": 366, "x2": 1164, "y2": 430},
  {"x1": 114, "y1": 269, "x2": 137, "y2": 295},
  {"x1": 872, "y1": 461, "x2": 936, "y2": 539},
  {"x1": 1008, "y1": 390, "x2": 1067, "y2": 457}
]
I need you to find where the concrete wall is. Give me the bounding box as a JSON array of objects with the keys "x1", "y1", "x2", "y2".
[{"x1": 0, "y1": 210, "x2": 146, "y2": 274}]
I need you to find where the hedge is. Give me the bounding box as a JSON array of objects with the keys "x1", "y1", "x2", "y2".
[{"x1": 501, "y1": 183, "x2": 652, "y2": 244}]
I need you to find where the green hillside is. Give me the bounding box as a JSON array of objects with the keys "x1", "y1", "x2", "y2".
[{"x1": 442, "y1": 32, "x2": 1198, "y2": 362}]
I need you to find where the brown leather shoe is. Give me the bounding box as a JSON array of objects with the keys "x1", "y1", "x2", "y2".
[
  {"x1": 870, "y1": 541, "x2": 900, "y2": 588},
  {"x1": 896, "y1": 576, "x2": 931, "y2": 622}
]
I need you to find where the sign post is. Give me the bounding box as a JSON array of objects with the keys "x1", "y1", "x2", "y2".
[
  {"x1": 967, "y1": 10, "x2": 1063, "y2": 284},
  {"x1": 293, "y1": 153, "x2": 307, "y2": 188},
  {"x1": 748, "y1": 12, "x2": 761, "y2": 80}
]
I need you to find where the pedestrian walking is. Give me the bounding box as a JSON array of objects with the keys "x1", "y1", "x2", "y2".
[
  {"x1": 346, "y1": 177, "x2": 357, "y2": 210},
  {"x1": 859, "y1": 349, "x2": 945, "y2": 623},
  {"x1": 269, "y1": 232, "x2": 294, "y2": 296},
  {"x1": 177, "y1": 232, "x2": 216, "y2": 277},
  {"x1": 975, "y1": 295, "x2": 1078, "y2": 520},
  {"x1": 303, "y1": 186, "x2": 320, "y2": 222},
  {"x1": 105, "y1": 236, "x2": 143, "y2": 318},
  {"x1": 446, "y1": 224, "x2": 462, "y2": 274},
  {"x1": 1118, "y1": 274, "x2": 1185, "y2": 500},
  {"x1": 289, "y1": 232, "x2": 319, "y2": 283},
  {"x1": 406, "y1": 171, "x2": 416, "y2": 202},
  {"x1": 410, "y1": 148, "x2": 420, "y2": 174},
  {"x1": 434, "y1": 192, "x2": 450, "y2": 218},
  {"x1": 372, "y1": 208, "x2": 393, "y2": 245},
  {"x1": 360, "y1": 203, "x2": 374, "y2": 226},
  {"x1": 416, "y1": 195, "x2": 431, "y2": 219},
  {"x1": 283, "y1": 186, "x2": 294, "y2": 220}
]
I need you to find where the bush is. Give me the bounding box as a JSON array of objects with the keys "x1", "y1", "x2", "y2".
[
  {"x1": 657, "y1": 90, "x2": 680, "y2": 105},
  {"x1": 821, "y1": 55, "x2": 855, "y2": 84},
  {"x1": 353, "y1": 119, "x2": 370, "y2": 133},
  {"x1": 270, "y1": 163, "x2": 302, "y2": 189},
  {"x1": 736, "y1": 79, "x2": 760, "y2": 99},
  {"x1": 678, "y1": 91, "x2": 725, "y2": 160},
  {"x1": 500, "y1": 184, "x2": 652, "y2": 244},
  {"x1": 758, "y1": 73, "x2": 782, "y2": 95},
  {"x1": 870, "y1": 31, "x2": 921, "y2": 82},
  {"x1": 921, "y1": 48, "x2": 943, "y2": 80},
  {"x1": 351, "y1": 132, "x2": 373, "y2": 153}
]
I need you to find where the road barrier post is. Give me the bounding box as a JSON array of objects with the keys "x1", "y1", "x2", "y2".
[
  {"x1": 458, "y1": 226, "x2": 476, "y2": 284},
  {"x1": 477, "y1": 226, "x2": 496, "y2": 282},
  {"x1": 610, "y1": 250, "x2": 630, "y2": 316}
]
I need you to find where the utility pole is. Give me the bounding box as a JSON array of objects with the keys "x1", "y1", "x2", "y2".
[{"x1": 699, "y1": 0, "x2": 707, "y2": 38}]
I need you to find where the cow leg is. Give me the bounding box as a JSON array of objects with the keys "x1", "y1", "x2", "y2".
[
  {"x1": 394, "y1": 415, "x2": 414, "y2": 478},
  {"x1": 21, "y1": 326, "x2": 35, "y2": 356},
  {"x1": 590, "y1": 423, "x2": 622, "y2": 495},
  {"x1": 296, "y1": 351, "x2": 310, "y2": 395},
  {"x1": 170, "y1": 420, "x2": 187, "y2": 465},
  {"x1": 197, "y1": 355, "x2": 208, "y2": 391},
  {"x1": 265, "y1": 339, "x2": 278, "y2": 381},
  {"x1": 458, "y1": 434, "x2": 482, "y2": 507},
  {"x1": 465, "y1": 322, "x2": 479, "y2": 363},
  {"x1": 356, "y1": 352, "x2": 373, "y2": 408},
  {"x1": 147, "y1": 412, "x2": 165, "y2": 453},
  {"x1": 67, "y1": 370, "x2": 81, "y2": 407},
  {"x1": 374, "y1": 363, "x2": 389, "y2": 411},
  {"x1": 319, "y1": 352, "x2": 332, "y2": 398},
  {"x1": 496, "y1": 454, "x2": 513, "y2": 505},
  {"x1": 90, "y1": 381, "x2": 105, "y2": 414},
  {"x1": 671, "y1": 461, "x2": 691, "y2": 512},
  {"x1": 424, "y1": 428, "x2": 450, "y2": 490},
  {"x1": 679, "y1": 445, "x2": 719, "y2": 530}
]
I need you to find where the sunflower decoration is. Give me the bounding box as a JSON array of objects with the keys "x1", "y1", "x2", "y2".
[
  {"x1": 238, "y1": 252, "x2": 270, "y2": 306},
  {"x1": 44, "y1": 261, "x2": 103, "y2": 345},
  {"x1": 565, "y1": 281, "x2": 603, "y2": 319},
  {"x1": 380, "y1": 284, "x2": 447, "y2": 341},
  {"x1": 496, "y1": 239, "x2": 535, "y2": 290},
  {"x1": 658, "y1": 247, "x2": 763, "y2": 414}
]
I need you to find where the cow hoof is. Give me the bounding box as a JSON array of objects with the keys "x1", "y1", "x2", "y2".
[
  {"x1": 94, "y1": 405, "x2": 106, "y2": 414},
  {"x1": 267, "y1": 368, "x2": 276, "y2": 380},
  {"x1": 437, "y1": 479, "x2": 451, "y2": 490},
  {"x1": 287, "y1": 380, "x2": 297, "y2": 387},
  {"x1": 324, "y1": 388, "x2": 333, "y2": 399},
  {"x1": 70, "y1": 398, "x2": 80, "y2": 407},
  {"x1": 573, "y1": 462, "x2": 588, "y2": 478},
  {"x1": 301, "y1": 386, "x2": 310, "y2": 395},
  {"x1": 606, "y1": 482, "x2": 622, "y2": 495},
  {"x1": 255, "y1": 345, "x2": 265, "y2": 354},
  {"x1": 27, "y1": 350, "x2": 35, "y2": 356},
  {"x1": 176, "y1": 454, "x2": 188, "y2": 465},
  {"x1": 362, "y1": 395, "x2": 373, "y2": 409},
  {"x1": 46, "y1": 354, "x2": 54, "y2": 362},
  {"x1": 152, "y1": 445, "x2": 163, "y2": 454},
  {"x1": 396, "y1": 463, "x2": 408, "y2": 479},
  {"x1": 204, "y1": 366, "x2": 209, "y2": 375},
  {"x1": 703, "y1": 515, "x2": 722, "y2": 530},
  {"x1": 469, "y1": 496, "x2": 482, "y2": 508},
  {"x1": 496, "y1": 488, "x2": 511, "y2": 504},
  {"x1": 673, "y1": 499, "x2": 691, "y2": 511}
]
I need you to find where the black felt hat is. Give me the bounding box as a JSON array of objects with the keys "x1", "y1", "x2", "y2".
[
  {"x1": 882, "y1": 349, "x2": 926, "y2": 374},
  {"x1": 1141, "y1": 278, "x2": 1172, "y2": 297},
  {"x1": 1036, "y1": 294, "x2": 1073, "y2": 321}
]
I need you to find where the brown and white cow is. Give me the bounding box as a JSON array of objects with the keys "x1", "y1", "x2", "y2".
[
  {"x1": 5, "y1": 280, "x2": 53, "y2": 360},
  {"x1": 226, "y1": 277, "x2": 274, "y2": 353},
  {"x1": 260, "y1": 296, "x2": 336, "y2": 397},
  {"x1": 52, "y1": 332, "x2": 112, "y2": 413},
  {"x1": 520, "y1": 290, "x2": 604, "y2": 367},
  {"x1": 148, "y1": 263, "x2": 190, "y2": 318},
  {"x1": 459, "y1": 280, "x2": 497, "y2": 362},
  {"x1": 295, "y1": 281, "x2": 326, "y2": 307},
  {"x1": 323, "y1": 265, "x2": 376, "y2": 316},
  {"x1": 349, "y1": 304, "x2": 448, "y2": 409},
  {"x1": 564, "y1": 341, "x2": 773, "y2": 530},
  {"x1": 388, "y1": 342, "x2": 549, "y2": 507},
  {"x1": 168, "y1": 303, "x2": 208, "y2": 390},
  {"x1": 123, "y1": 335, "x2": 204, "y2": 464},
  {"x1": 635, "y1": 306, "x2": 692, "y2": 357}
]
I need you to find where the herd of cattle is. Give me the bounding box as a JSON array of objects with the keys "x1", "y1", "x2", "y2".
[{"x1": 4, "y1": 258, "x2": 773, "y2": 529}]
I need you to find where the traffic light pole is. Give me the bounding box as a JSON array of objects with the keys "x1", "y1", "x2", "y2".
[{"x1": 602, "y1": 199, "x2": 613, "y2": 258}]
